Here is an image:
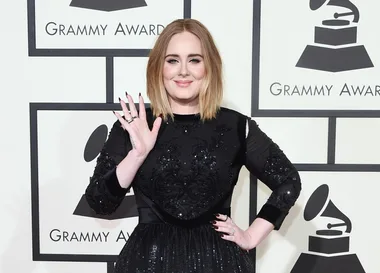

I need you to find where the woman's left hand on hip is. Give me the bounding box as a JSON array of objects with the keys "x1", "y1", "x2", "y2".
[{"x1": 212, "y1": 214, "x2": 255, "y2": 251}]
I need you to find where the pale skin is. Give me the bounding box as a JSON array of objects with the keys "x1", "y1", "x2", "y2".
[{"x1": 113, "y1": 31, "x2": 274, "y2": 251}]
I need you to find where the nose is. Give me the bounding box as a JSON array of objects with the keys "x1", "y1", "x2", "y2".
[{"x1": 179, "y1": 62, "x2": 189, "y2": 76}]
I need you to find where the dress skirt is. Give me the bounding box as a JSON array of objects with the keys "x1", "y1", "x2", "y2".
[{"x1": 114, "y1": 222, "x2": 256, "y2": 273}]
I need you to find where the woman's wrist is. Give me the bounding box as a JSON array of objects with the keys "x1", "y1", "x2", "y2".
[
  {"x1": 128, "y1": 148, "x2": 148, "y2": 164},
  {"x1": 243, "y1": 229, "x2": 258, "y2": 250}
]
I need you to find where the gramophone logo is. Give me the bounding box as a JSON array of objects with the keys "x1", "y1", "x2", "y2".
[
  {"x1": 291, "y1": 184, "x2": 366, "y2": 273},
  {"x1": 69, "y1": 0, "x2": 147, "y2": 12},
  {"x1": 73, "y1": 124, "x2": 138, "y2": 220},
  {"x1": 296, "y1": 0, "x2": 374, "y2": 72}
]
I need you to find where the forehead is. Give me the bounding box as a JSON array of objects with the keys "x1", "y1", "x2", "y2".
[{"x1": 166, "y1": 31, "x2": 202, "y2": 54}]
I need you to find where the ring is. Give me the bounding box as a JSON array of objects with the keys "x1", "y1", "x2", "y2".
[
  {"x1": 222, "y1": 215, "x2": 228, "y2": 222},
  {"x1": 126, "y1": 116, "x2": 138, "y2": 124}
]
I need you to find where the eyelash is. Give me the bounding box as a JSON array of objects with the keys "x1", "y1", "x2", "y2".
[
  {"x1": 166, "y1": 59, "x2": 201, "y2": 64},
  {"x1": 190, "y1": 59, "x2": 201, "y2": 63}
]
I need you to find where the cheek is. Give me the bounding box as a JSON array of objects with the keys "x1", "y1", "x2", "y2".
[
  {"x1": 191, "y1": 65, "x2": 206, "y2": 80},
  {"x1": 163, "y1": 64, "x2": 177, "y2": 80}
]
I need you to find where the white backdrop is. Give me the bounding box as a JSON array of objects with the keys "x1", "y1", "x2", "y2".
[{"x1": 1, "y1": 0, "x2": 379, "y2": 272}]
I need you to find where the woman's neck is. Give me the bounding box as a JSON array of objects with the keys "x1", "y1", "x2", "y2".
[{"x1": 169, "y1": 99, "x2": 200, "y2": 115}]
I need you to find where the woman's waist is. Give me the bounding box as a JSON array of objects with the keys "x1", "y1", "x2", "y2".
[{"x1": 137, "y1": 206, "x2": 231, "y2": 228}]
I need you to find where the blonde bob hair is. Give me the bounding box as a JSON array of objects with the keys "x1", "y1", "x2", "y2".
[{"x1": 147, "y1": 19, "x2": 223, "y2": 121}]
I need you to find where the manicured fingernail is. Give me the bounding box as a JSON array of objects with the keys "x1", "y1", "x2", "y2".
[
  {"x1": 139, "y1": 92, "x2": 141, "y2": 97},
  {"x1": 220, "y1": 234, "x2": 224, "y2": 238},
  {"x1": 212, "y1": 225, "x2": 218, "y2": 230},
  {"x1": 112, "y1": 111, "x2": 115, "y2": 114},
  {"x1": 125, "y1": 91, "x2": 128, "y2": 97},
  {"x1": 118, "y1": 97, "x2": 121, "y2": 102}
]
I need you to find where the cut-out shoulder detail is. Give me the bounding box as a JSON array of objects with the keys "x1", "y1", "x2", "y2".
[{"x1": 245, "y1": 118, "x2": 249, "y2": 138}]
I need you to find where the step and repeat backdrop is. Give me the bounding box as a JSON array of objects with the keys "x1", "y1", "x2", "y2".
[
  {"x1": 253, "y1": 1, "x2": 379, "y2": 273},
  {"x1": 25, "y1": 0, "x2": 379, "y2": 272}
]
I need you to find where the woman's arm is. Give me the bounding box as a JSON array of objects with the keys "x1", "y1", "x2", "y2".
[
  {"x1": 85, "y1": 120, "x2": 137, "y2": 215},
  {"x1": 244, "y1": 118, "x2": 301, "y2": 231},
  {"x1": 85, "y1": 94, "x2": 162, "y2": 215},
  {"x1": 214, "y1": 117, "x2": 301, "y2": 250}
]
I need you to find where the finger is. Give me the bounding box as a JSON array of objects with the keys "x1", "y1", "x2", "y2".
[
  {"x1": 114, "y1": 111, "x2": 141, "y2": 148},
  {"x1": 119, "y1": 97, "x2": 132, "y2": 120},
  {"x1": 113, "y1": 111, "x2": 129, "y2": 130},
  {"x1": 212, "y1": 220, "x2": 229, "y2": 229},
  {"x1": 215, "y1": 214, "x2": 229, "y2": 222},
  {"x1": 220, "y1": 234, "x2": 235, "y2": 242},
  {"x1": 126, "y1": 92, "x2": 138, "y2": 118},
  {"x1": 213, "y1": 226, "x2": 234, "y2": 235},
  {"x1": 138, "y1": 93, "x2": 146, "y2": 121},
  {"x1": 151, "y1": 117, "x2": 162, "y2": 138}
]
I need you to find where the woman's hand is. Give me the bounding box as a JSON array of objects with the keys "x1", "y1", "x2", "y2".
[
  {"x1": 212, "y1": 214, "x2": 256, "y2": 251},
  {"x1": 113, "y1": 93, "x2": 162, "y2": 161}
]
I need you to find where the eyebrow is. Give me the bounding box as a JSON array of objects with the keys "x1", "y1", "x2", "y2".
[{"x1": 165, "y1": 54, "x2": 203, "y2": 58}]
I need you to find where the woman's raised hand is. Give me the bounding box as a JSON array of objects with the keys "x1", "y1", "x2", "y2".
[{"x1": 113, "y1": 93, "x2": 162, "y2": 161}]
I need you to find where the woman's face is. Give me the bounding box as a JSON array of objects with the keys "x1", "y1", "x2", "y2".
[{"x1": 163, "y1": 31, "x2": 206, "y2": 111}]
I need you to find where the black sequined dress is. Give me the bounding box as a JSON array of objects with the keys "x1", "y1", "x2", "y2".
[{"x1": 85, "y1": 107, "x2": 301, "y2": 273}]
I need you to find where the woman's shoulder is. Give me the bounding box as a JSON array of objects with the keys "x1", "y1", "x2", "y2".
[
  {"x1": 215, "y1": 107, "x2": 250, "y2": 143},
  {"x1": 216, "y1": 107, "x2": 250, "y2": 134},
  {"x1": 218, "y1": 107, "x2": 249, "y2": 120}
]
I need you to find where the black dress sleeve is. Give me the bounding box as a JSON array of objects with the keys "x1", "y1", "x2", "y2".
[
  {"x1": 244, "y1": 117, "x2": 301, "y2": 230},
  {"x1": 85, "y1": 120, "x2": 133, "y2": 215}
]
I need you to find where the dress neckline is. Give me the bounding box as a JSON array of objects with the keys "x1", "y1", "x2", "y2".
[{"x1": 173, "y1": 113, "x2": 201, "y2": 122}]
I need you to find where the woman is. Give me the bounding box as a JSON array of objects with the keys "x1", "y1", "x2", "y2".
[{"x1": 85, "y1": 18, "x2": 301, "y2": 272}]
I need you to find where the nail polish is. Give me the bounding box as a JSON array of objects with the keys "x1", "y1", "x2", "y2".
[
  {"x1": 139, "y1": 92, "x2": 141, "y2": 97},
  {"x1": 118, "y1": 97, "x2": 121, "y2": 102},
  {"x1": 125, "y1": 91, "x2": 128, "y2": 97}
]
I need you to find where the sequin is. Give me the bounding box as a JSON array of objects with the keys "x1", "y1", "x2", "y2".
[
  {"x1": 85, "y1": 152, "x2": 126, "y2": 215},
  {"x1": 85, "y1": 108, "x2": 301, "y2": 273},
  {"x1": 114, "y1": 223, "x2": 255, "y2": 273},
  {"x1": 245, "y1": 119, "x2": 301, "y2": 214}
]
